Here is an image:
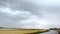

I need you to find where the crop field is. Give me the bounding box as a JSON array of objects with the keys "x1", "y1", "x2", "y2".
[
  {"x1": 57, "y1": 30, "x2": 60, "y2": 34},
  {"x1": 0, "y1": 28, "x2": 49, "y2": 34}
]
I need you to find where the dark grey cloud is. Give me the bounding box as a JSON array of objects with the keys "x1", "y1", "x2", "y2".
[{"x1": 0, "y1": 0, "x2": 60, "y2": 29}]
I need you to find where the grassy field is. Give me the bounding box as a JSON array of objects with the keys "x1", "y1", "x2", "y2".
[
  {"x1": 0, "y1": 28, "x2": 49, "y2": 34},
  {"x1": 57, "y1": 30, "x2": 60, "y2": 34}
]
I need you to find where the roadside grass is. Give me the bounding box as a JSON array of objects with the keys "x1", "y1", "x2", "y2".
[{"x1": 0, "y1": 28, "x2": 49, "y2": 34}]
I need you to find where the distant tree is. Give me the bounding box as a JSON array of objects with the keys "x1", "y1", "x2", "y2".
[
  {"x1": 0, "y1": 27, "x2": 3, "y2": 28},
  {"x1": 50, "y1": 28, "x2": 58, "y2": 30}
]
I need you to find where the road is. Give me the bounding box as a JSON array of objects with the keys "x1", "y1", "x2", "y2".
[{"x1": 40, "y1": 30, "x2": 58, "y2": 34}]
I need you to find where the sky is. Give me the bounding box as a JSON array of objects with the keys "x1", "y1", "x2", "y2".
[{"x1": 0, "y1": 0, "x2": 60, "y2": 29}]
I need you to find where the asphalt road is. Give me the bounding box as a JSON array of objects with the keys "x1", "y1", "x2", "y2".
[{"x1": 40, "y1": 30, "x2": 58, "y2": 34}]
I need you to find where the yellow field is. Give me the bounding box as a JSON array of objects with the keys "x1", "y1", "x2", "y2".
[{"x1": 0, "y1": 28, "x2": 49, "y2": 34}]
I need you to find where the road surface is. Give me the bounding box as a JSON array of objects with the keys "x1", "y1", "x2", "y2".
[{"x1": 40, "y1": 30, "x2": 58, "y2": 34}]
